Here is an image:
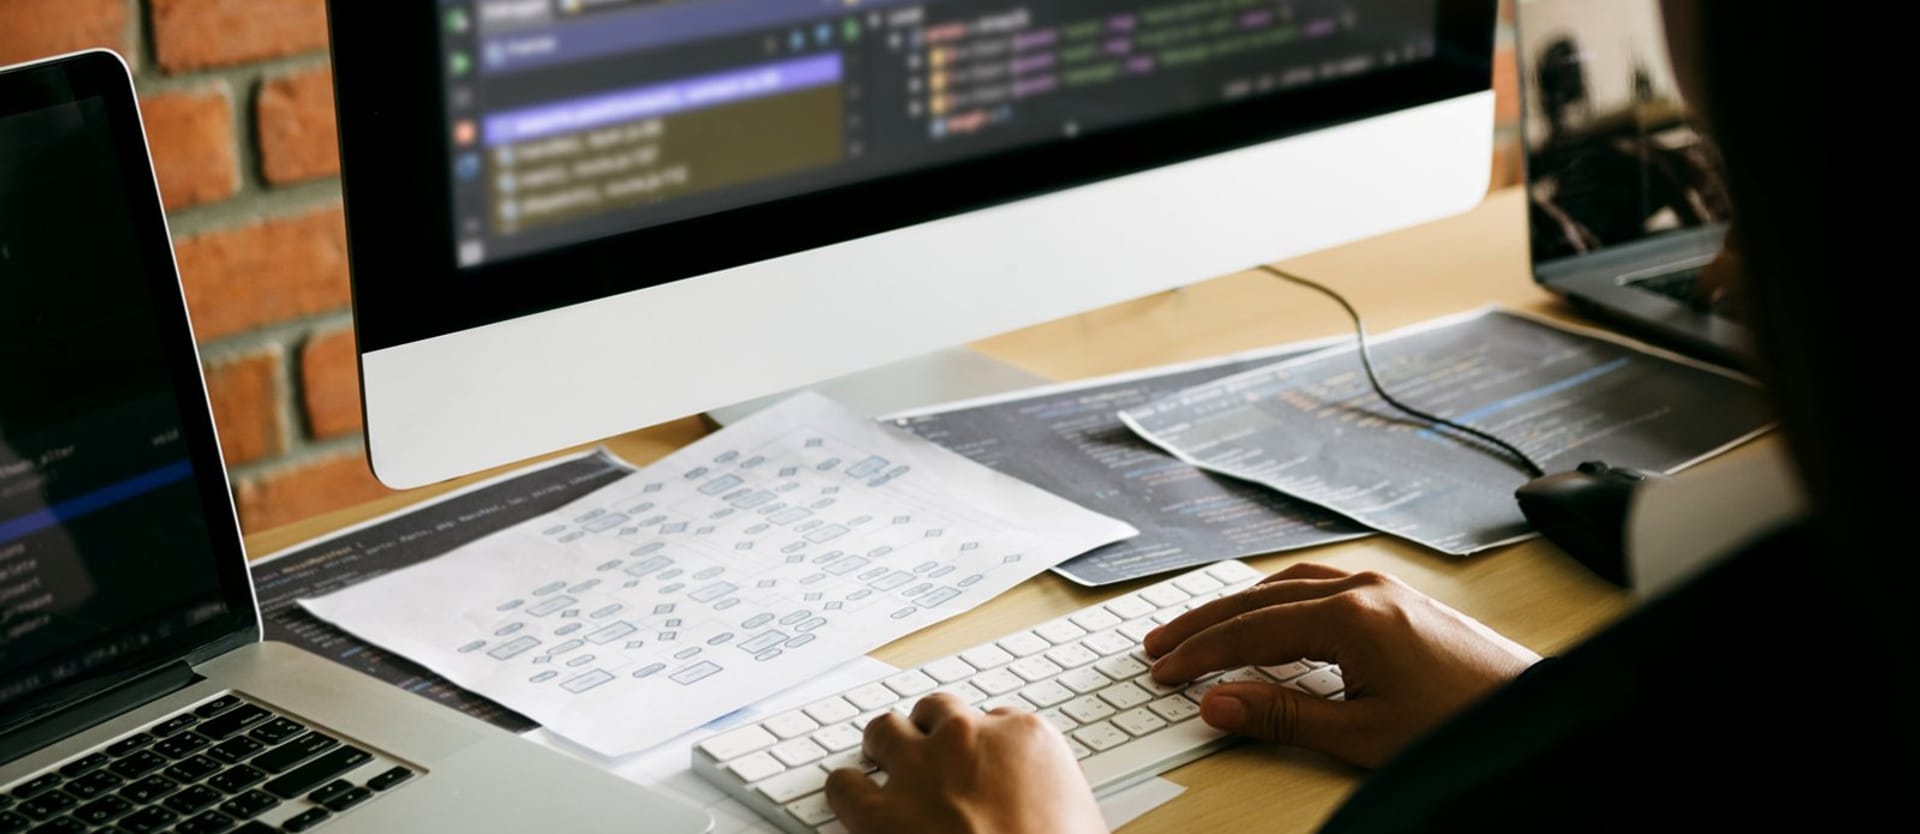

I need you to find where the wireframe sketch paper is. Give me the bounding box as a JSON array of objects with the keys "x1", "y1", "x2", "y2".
[
  {"x1": 1121, "y1": 309, "x2": 1774, "y2": 555},
  {"x1": 302, "y1": 392, "x2": 1137, "y2": 756},
  {"x1": 887, "y1": 338, "x2": 1368, "y2": 586}
]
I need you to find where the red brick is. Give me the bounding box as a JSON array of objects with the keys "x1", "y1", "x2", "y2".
[
  {"x1": 1490, "y1": 133, "x2": 1525, "y2": 193},
  {"x1": 258, "y1": 66, "x2": 340, "y2": 185},
  {"x1": 301, "y1": 328, "x2": 362, "y2": 440},
  {"x1": 150, "y1": 0, "x2": 328, "y2": 73},
  {"x1": 175, "y1": 206, "x2": 351, "y2": 342},
  {"x1": 142, "y1": 85, "x2": 239, "y2": 211},
  {"x1": 0, "y1": 0, "x2": 131, "y2": 66},
  {"x1": 1493, "y1": 43, "x2": 1520, "y2": 126},
  {"x1": 203, "y1": 348, "x2": 285, "y2": 466},
  {"x1": 234, "y1": 451, "x2": 392, "y2": 532}
]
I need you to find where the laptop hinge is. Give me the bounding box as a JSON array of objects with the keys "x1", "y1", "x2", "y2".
[{"x1": 0, "y1": 661, "x2": 202, "y2": 764}]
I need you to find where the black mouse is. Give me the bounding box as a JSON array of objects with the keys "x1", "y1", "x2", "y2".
[{"x1": 1515, "y1": 461, "x2": 1661, "y2": 587}]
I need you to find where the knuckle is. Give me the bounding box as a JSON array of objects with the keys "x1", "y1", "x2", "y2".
[
  {"x1": 1351, "y1": 570, "x2": 1394, "y2": 587},
  {"x1": 1324, "y1": 591, "x2": 1376, "y2": 624}
]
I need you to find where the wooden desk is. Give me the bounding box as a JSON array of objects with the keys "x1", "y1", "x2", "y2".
[{"x1": 245, "y1": 188, "x2": 1722, "y2": 832}]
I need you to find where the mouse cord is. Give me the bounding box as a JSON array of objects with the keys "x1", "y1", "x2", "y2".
[{"x1": 1257, "y1": 264, "x2": 1547, "y2": 479}]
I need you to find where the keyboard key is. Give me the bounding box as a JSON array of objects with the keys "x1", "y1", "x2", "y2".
[
  {"x1": 1017, "y1": 681, "x2": 1074, "y2": 708},
  {"x1": 933, "y1": 681, "x2": 987, "y2": 705},
  {"x1": 104, "y1": 734, "x2": 154, "y2": 758},
  {"x1": 1068, "y1": 608, "x2": 1122, "y2": 632},
  {"x1": 71, "y1": 793, "x2": 132, "y2": 825},
  {"x1": 206, "y1": 736, "x2": 263, "y2": 765},
  {"x1": 320, "y1": 786, "x2": 372, "y2": 812},
  {"x1": 1261, "y1": 661, "x2": 1312, "y2": 681},
  {"x1": 174, "y1": 810, "x2": 237, "y2": 834},
  {"x1": 1058, "y1": 667, "x2": 1111, "y2": 695},
  {"x1": 1036, "y1": 708, "x2": 1078, "y2": 734},
  {"x1": 1044, "y1": 644, "x2": 1099, "y2": 669},
  {"x1": 802, "y1": 697, "x2": 858, "y2": 726},
  {"x1": 1033, "y1": 620, "x2": 1086, "y2": 645},
  {"x1": 958, "y1": 645, "x2": 1013, "y2": 670},
  {"x1": 786, "y1": 790, "x2": 837, "y2": 826},
  {"x1": 1205, "y1": 561, "x2": 1260, "y2": 583},
  {"x1": 162, "y1": 784, "x2": 223, "y2": 815},
  {"x1": 365, "y1": 767, "x2": 413, "y2": 792},
  {"x1": 819, "y1": 750, "x2": 876, "y2": 774},
  {"x1": 1094, "y1": 655, "x2": 1147, "y2": 680},
  {"x1": 250, "y1": 733, "x2": 339, "y2": 775},
  {"x1": 260, "y1": 746, "x2": 371, "y2": 799},
  {"x1": 1066, "y1": 739, "x2": 1093, "y2": 760},
  {"x1": 1134, "y1": 673, "x2": 1182, "y2": 697},
  {"x1": 114, "y1": 806, "x2": 178, "y2": 834},
  {"x1": 762, "y1": 712, "x2": 820, "y2": 740},
  {"x1": 117, "y1": 775, "x2": 179, "y2": 803},
  {"x1": 970, "y1": 669, "x2": 1023, "y2": 695},
  {"x1": 1173, "y1": 574, "x2": 1225, "y2": 595},
  {"x1": 769, "y1": 739, "x2": 828, "y2": 768},
  {"x1": 280, "y1": 807, "x2": 330, "y2": 832},
  {"x1": 881, "y1": 670, "x2": 937, "y2": 698},
  {"x1": 921, "y1": 656, "x2": 976, "y2": 684},
  {"x1": 61, "y1": 770, "x2": 120, "y2": 799},
  {"x1": 0, "y1": 812, "x2": 27, "y2": 834},
  {"x1": 12, "y1": 774, "x2": 61, "y2": 798},
  {"x1": 1140, "y1": 585, "x2": 1189, "y2": 607},
  {"x1": 843, "y1": 683, "x2": 896, "y2": 711},
  {"x1": 194, "y1": 696, "x2": 243, "y2": 719},
  {"x1": 698, "y1": 725, "x2": 778, "y2": 762},
  {"x1": 17, "y1": 791, "x2": 75, "y2": 820},
  {"x1": 812, "y1": 723, "x2": 864, "y2": 753},
  {"x1": 55, "y1": 754, "x2": 108, "y2": 779},
  {"x1": 1103, "y1": 595, "x2": 1157, "y2": 620},
  {"x1": 1070, "y1": 721, "x2": 1129, "y2": 752},
  {"x1": 245, "y1": 718, "x2": 304, "y2": 746},
  {"x1": 21, "y1": 817, "x2": 82, "y2": 833},
  {"x1": 996, "y1": 632, "x2": 1049, "y2": 657},
  {"x1": 1111, "y1": 708, "x2": 1168, "y2": 737},
  {"x1": 1081, "y1": 631, "x2": 1136, "y2": 657},
  {"x1": 207, "y1": 765, "x2": 266, "y2": 795},
  {"x1": 233, "y1": 822, "x2": 277, "y2": 834},
  {"x1": 1294, "y1": 667, "x2": 1345, "y2": 697},
  {"x1": 1061, "y1": 695, "x2": 1115, "y2": 724},
  {"x1": 1098, "y1": 682, "x2": 1153, "y2": 710},
  {"x1": 978, "y1": 694, "x2": 1035, "y2": 714},
  {"x1": 726, "y1": 752, "x2": 785, "y2": 783},
  {"x1": 216, "y1": 790, "x2": 279, "y2": 819},
  {"x1": 154, "y1": 731, "x2": 212, "y2": 759},
  {"x1": 1148, "y1": 695, "x2": 1202, "y2": 723},
  {"x1": 150, "y1": 714, "x2": 199, "y2": 738},
  {"x1": 196, "y1": 706, "x2": 270, "y2": 741},
  {"x1": 162, "y1": 755, "x2": 221, "y2": 783},
  {"x1": 1008, "y1": 657, "x2": 1063, "y2": 682},
  {"x1": 1117, "y1": 619, "x2": 1157, "y2": 642},
  {"x1": 306, "y1": 780, "x2": 354, "y2": 806},
  {"x1": 755, "y1": 767, "x2": 827, "y2": 804}
]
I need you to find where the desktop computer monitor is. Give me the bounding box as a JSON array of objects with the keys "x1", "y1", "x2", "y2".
[{"x1": 326, "y1": 0, "x2": 1498, "y2": 488}]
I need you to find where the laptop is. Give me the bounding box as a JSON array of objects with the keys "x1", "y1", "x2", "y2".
[
  {"x1": 0, "y1": 51, "x2": 711, "y2": 833},
  {"x1": 1516, "y1": 0, "x2": 1750, "y2": 369}
]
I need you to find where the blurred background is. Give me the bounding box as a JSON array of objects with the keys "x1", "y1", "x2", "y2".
[{"x1": 0, "y1": 0, "x2": 1525, "y2": 534}]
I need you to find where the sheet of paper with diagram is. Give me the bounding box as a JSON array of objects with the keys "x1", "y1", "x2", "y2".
[{"x1": 301, "y1": 392, "x2": 1137, "y2": 756}]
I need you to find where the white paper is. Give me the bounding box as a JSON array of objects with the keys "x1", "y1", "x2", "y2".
[{"x1": 302, "y1": 392, "x2": 1137, "y2": 756}]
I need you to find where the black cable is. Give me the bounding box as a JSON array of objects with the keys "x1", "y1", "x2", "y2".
[{"x1": 1258, "y1": 264, "x2": 1548, "y2": 479}]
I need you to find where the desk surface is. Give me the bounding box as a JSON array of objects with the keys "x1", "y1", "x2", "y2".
[{"x1": 245, "y1": 189, "x2": 1758, "y2": 833}]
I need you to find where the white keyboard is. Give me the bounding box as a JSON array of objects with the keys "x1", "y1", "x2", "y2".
[{"x1": 690, "y1": 560, "x2": 1346, "y2": 833}]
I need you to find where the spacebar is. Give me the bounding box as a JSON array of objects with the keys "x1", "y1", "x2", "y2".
[{"x1": 1080, "y1": 719, "x2": 1236, "y2": 795}]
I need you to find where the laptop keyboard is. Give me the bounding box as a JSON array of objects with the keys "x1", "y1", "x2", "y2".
[
  {"x1": 1626, "y1": 268, "x2": 1713, "y2": 311},
  {"x1": 1, "y1": 693, "x2": 419, "y2": 834}
]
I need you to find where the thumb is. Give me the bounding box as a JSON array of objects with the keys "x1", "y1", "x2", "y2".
[
  {"x1": 823, "y1": 767, "x2": 884, "y2": 830},
  {"x1": 1201, "y1": 682, "x2": 1359, "y2": 758}
]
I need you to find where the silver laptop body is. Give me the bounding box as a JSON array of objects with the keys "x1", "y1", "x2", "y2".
[{"x1": 0, "y1": 50, "x2": 710, "y2": 834}]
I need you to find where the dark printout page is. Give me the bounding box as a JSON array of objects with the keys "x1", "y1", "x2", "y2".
[
  {"x1": 1121, "y1": 309, "x2": 1773, "y2": 555},
  {"x1": 890, "y1": 340, "x2": 1368, "y2": 586},
  {"x1": 248, "y1": 450, "x2": 633, "y2": 732}
]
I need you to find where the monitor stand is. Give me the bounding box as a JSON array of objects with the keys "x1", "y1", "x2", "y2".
[{"x1": 704, "y1": 346, "x2": 1049, "y2": 427}]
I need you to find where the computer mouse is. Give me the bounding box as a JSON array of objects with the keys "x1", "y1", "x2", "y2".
[{"x1": 1515, "y1": 461, "x2": 1661, "y2": 587}]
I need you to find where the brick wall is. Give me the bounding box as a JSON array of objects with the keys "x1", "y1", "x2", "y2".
[
  {"x1": 0, "y1": 0, "x2": 1525, "y2": 536},
  {"x1": 2, "y1": 0, "x2": 390, "y2": 534}
]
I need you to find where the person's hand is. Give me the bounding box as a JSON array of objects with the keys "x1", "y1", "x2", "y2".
[
  {"x1": 824, "y1": 693, "x2": 1105, "y2": 834},
  {"x1": 1145, "y1": 563, "x2": 1540, "y2": 767}
]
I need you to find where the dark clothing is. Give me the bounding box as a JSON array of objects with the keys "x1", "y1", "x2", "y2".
[{"x1": 1319, "y1": 522, "x2": 1913, "y2": 832}]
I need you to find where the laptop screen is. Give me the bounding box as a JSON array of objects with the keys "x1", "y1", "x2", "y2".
[
  {"x1": 1517, "y1": 0, "x2": 1732, "y2": 264},
  {"x1": 1, "y1": 85, "x2": 242, "y2": 713}
]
